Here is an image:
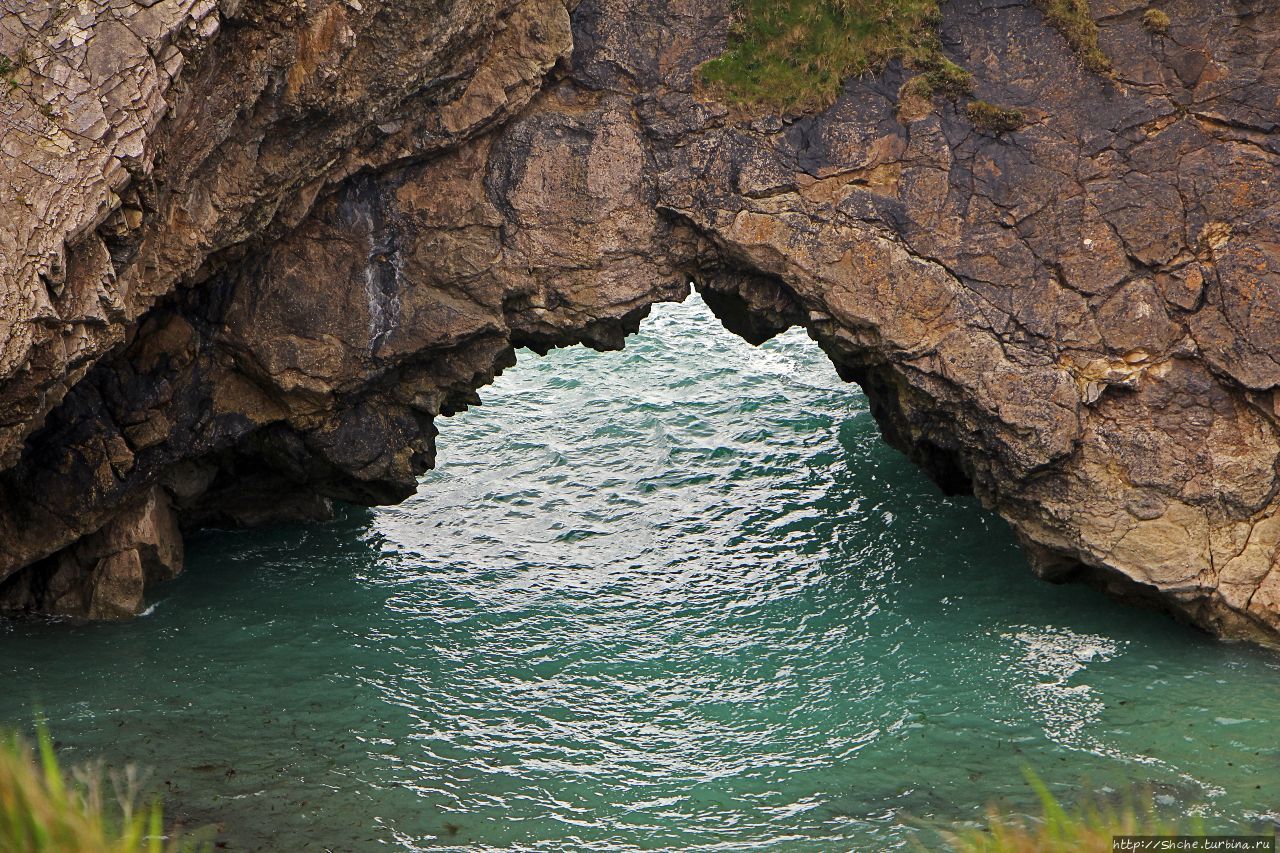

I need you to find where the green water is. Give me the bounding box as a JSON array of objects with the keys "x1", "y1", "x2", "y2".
[{"x1": 1, "y1": 296, "x2": 1278, "y2": 850}]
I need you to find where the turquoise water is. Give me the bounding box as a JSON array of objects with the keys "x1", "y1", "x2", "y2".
[{"x1": 1, "y1": 295, "x2": 1278, "y2": 850}]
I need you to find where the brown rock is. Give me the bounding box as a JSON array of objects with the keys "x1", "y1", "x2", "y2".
[{"x1": 86, "y1": 551, "x2": 146, "y2": 621}]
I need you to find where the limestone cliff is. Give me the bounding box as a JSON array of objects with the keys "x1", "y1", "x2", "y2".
[{"x1": 1, "y1": 0, "x2": 1278, "y2": 642}]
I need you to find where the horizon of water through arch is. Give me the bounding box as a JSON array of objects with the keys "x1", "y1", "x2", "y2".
[{"x1": 0, "y1": 293, "x2": 1276, "y2": 850}]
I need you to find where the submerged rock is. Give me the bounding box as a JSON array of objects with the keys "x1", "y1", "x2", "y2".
[{"x1": 1, "y1": 0, "x2": 1279, "y2": 642}]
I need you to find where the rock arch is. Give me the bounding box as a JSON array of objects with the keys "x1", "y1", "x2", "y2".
[{"x1": 1, "y1": 0, "x2": 1278, "y2": 641}]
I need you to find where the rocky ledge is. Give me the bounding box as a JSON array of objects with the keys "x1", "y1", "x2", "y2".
[{"x1": 0, "y1": 0, "x2": 1278, "y2": 641}]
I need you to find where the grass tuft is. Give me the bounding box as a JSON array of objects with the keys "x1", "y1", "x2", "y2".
[
  {"x1": 699, "y1": 0, "x2": 1109, "y2": 114},
  {"x1": 698, "y1": 0, "x2": 945, "y2": 113},
  {"x1": 1031, "y1": 0, "x2": 1111, "y2": 73},
  {"x1": 945, "y1": 770, "x2": 1204, "y2": 852},
  {"x1": 0, "y1": 724, "x2": 201, "y2": 852},
  {"x1": 899, "y1": 53, "x2": 971, "y2": 119},
  {"x1": 915, "y1": 54, "x2": 973, "y2": 99},
  {"x1": 966, "y1": 100, "x2": 1025, "y2": 134},
  {"x1": 0, "y1": 54, "x2": 18, "y2": 93},
  {"x1": 1142, "y1": 8, "x2": 1170, "y2": 35}
]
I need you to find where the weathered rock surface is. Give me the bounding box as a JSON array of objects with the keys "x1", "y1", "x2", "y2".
[
  {"x1": 2, "y1": 0, "x2": 1279, "y2": 642},
  {"x1": 0, "y1": 485, "x2": 182, "y2": 618}
]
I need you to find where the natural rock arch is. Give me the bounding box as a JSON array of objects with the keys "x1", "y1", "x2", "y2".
[{"x1": 1, "y1": 0, "x2": 1278, "y2": 641}]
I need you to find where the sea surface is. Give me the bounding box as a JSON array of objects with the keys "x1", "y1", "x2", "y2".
[{"x1": 1, "y1": 295, "x2": 1277, "y2": 850}]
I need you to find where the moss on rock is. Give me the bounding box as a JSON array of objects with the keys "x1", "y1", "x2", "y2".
[
  {"x1": 1031, "y1": 0, "x2": 1111, "y2": 73},
  {"x1": 1142, "y1": 8, "x2": 1170, "y2": 34},
  {"x1": 966, "y1": 100, "x2": 1025, "y2": 134}
]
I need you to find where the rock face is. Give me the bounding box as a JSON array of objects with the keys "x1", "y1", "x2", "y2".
[{"x1": 1, "y1": 0, "x2": 1279, "y2": 642}]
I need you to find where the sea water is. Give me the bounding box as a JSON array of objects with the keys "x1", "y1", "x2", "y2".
[{"x1": 0, "y1": 295, "x2": 1276, "y2": 850}]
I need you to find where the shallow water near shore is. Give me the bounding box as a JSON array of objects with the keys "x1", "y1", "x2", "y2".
[{"x1": 1, "y1": 295, "x2": 1278, "y2": 850}]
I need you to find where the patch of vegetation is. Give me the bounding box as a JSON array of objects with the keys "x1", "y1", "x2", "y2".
[
  {"x1": 698, "y1": 0, "x2": 946, "y2": 113},
  {"x1": 945, "y1": 770, "x2": 1203, "y2": 852},
  {"x1": 0, "y1": 725, "x2": 202, "y2": 851},
  {"x1": 1031, "y1": 0, "x2": 1111, "y2": 73},
  {"x1": 900, "y1": 73, "x2": 934, "y2": 103},
  {"x1": 0, "y1": 54, "x2": 18, "y2": 92},
  {"x1": 698, "y1": 0, "x2": 1109, "y2": 114},
  {"x1": 1142, "y1": 8, "x2": 1170, "y2": 35},
  {"x1": 966, "y1": 100, "x2": 1025, "y2": 134},
  {"x1": 899, "y1": 54, "x2": 971, "y2": 119},
  {"x1": 911, "y1": 54, "x2": 973, "y2": 99}
]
